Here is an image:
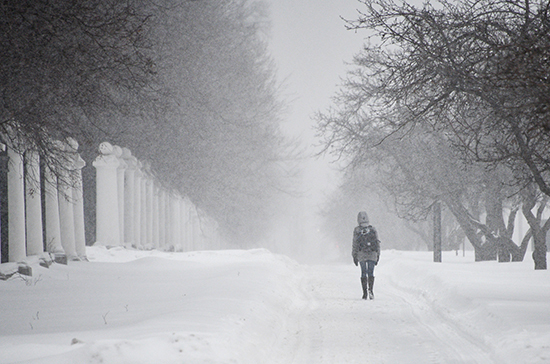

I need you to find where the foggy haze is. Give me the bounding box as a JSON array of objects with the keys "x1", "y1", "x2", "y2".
[
  {"x1": 1, "y1": 0, "x2": 550, "y2": 362},
  {"x1": 265, "y1": 0, "x2": 368, "y2": 261}
]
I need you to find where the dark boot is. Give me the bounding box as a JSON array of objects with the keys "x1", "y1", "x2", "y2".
[
  {"x1": 368, "y1": 276, "x2": 375, "y2": 300},
  {"x1": 360, "y1": 277, "x2": 368, "y2": 300}
]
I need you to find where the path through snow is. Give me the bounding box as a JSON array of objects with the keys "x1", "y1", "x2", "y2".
[{"x1": 280, "y1": 263, "x2": 501, "y2": 364}]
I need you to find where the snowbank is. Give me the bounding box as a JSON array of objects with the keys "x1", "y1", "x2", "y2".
[
  {"x1": 380, "y1": 250, "x2": 550, "y2": 364},
  {"x1": 0, "y1": 247, "x2": 309, "y2": 364}
]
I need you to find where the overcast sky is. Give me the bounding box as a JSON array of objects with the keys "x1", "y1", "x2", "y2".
[{"x1": 267, "y1": 0, "x2": 367, "y2": 198}]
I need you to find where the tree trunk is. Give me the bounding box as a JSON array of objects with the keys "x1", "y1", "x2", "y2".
[
  {"x1": 512, "y1": 228, "x2": 532, "y2": 262},
  {"x1": 484, "y1": 183, "x2": 511, "y2": 262},
  {"x1": 521, "y1": 191, "x2": 549, "y2": 269},
  {"x1": 474, "y1": 241, "x2": 497, "y2": 261},
  {"x1": 444, "y1": 196, "x2": 496, "y2": 261},
  {"x1": 532, "y1": 230, "x2": 548, "y2": 270},
  {"x1": 497, "y1": 237, "x2": 512, "y2": 262}
]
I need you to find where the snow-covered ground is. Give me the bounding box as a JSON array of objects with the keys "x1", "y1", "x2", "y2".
[{"x1": 0, "y1": 247, "x2": 548, "y2": 363}]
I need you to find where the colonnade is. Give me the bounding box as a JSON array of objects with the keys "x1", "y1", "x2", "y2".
[
  {"x1": 0, "y1": 138, "x2": 86, "y2": 263},
  {"x1": 0, "y1": 138, "x2": 221, "y2": 265},
  {"x1": 93, "y1": 142, "x2": 214, "y2": 251}
]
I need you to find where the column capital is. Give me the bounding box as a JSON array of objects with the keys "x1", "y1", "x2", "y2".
[
  {"x1": 92, "y1": 142, "x2": 120, "y2": 169},
  {"x1": 65, "y1": 137, "x2": 86, "y2": 170},
  {"x1": 122, "y1": 147, "x2": 138, "y2": 171},
  {"x1": 114, "y1": 145, "x2": 127, "y2": 170}
]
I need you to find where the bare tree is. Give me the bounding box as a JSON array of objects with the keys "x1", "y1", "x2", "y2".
[
  {"x1": 0, "y1": 0, "x2": 158, "y2": 172},
  {"x1": 347, "y1": 0, "x2": 550, "y2": 195},
  {"x1": 318, "y1": 102, "x2": 533, "y2": 262},
  {"x1": 317, "y1": 0, "x2": 549, "y2": 268},
  {"x1": 125, "y1": 0, "x2": 290, "y2": 245}
]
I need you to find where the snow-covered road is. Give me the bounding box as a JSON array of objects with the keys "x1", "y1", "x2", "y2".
[{"x1": 0, "y1": 247, "x2": 548, "y2": 363}]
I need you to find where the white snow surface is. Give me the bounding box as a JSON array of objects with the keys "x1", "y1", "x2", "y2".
[{"x1": 0, "y1": 247, "x2": 549, "y2": 364}]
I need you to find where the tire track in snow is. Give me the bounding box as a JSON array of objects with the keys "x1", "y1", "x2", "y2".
[
  {"x1": 382, "y1": 282, "x2": 501, "y2": 364},
  {"x1": 274, "y1": 263, "x2": 503, "y2": 364}
]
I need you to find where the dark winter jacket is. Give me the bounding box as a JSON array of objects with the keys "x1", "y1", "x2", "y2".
[{"x1": 352, "y1": 224, "x2": 380, "y2": 263}]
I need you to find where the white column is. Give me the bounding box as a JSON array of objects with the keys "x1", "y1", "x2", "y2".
[
  {"x1": 140, "y1": 170, "x2": 147, "y2": 247},
  {"x1": 44, "y1": 166, "x2": 64, "y2": 256},
  {"x1": 55, "y1": 140, "x2": 77, "y2": 259},
  {"x1": 58, "y1": 176, "x2": 77, "y2": 260},
  {"x1": 166, "y1": 192, "x2": 172, "y2": 249},
  {"x1": 184, "y1": 198, "x2": 194, "y2": 251},
  {"x1": 67, "y1": 138, "x2": 87, "y2": 260},
  {"x1": 7, "y1": 147, "x2": 26, "y2": 262},
  {"x1": 191, "y1": 205, "x2": 200, "y2": 251},
  {"x1": 93, "y1": 142, "x2": 120, "y2": 247},
  {"x1": 179, "y1": 197, "x2": 188, "y2": 251},
  {"x1": 24, "y1": 150, "x2": 44, "y2": 256},
  {"x1": 123, "y1": 148, "x2": 137, "y2": 246},
  {"x1": 145, "y1": 177, "x2": 153, "y2": 248},
  {"x1": 72, "y1": 163, "x2": 86, "y2": 259},
  {"x1": 114, "y1": 145, "x2": 126, "y2": 246},
  {"x1": 158, "y1": 190, "x2": 166, "y2": 250},
  {"x1": 133, "y1": 164, "x2": 142, "y2": 248},
  {"x1": 165, "y1": 193, "x2": 173, "y2": 249},
  {"x1": 170, "y1": 195, "x2": 181, "y2": 251},
  {"x1": 151, "y1": 183, "x2": 159, "y2": 249}
]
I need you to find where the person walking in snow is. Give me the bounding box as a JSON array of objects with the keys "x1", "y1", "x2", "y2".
[{"x1": 352, "y1": 211, "x2": 380, "y2": 300}]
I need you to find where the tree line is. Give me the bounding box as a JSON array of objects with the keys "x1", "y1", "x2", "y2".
[
  {"x1": 0, "y1": 0, "x2": 290, "y2": 246},
  {"x1": 317, "y1": 0, "x2": 550, "y2": 269}
]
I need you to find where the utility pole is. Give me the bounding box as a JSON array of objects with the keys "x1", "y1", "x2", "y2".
[{"x1": 433, "y1": 201, "x2": 442, "y2": 262}]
